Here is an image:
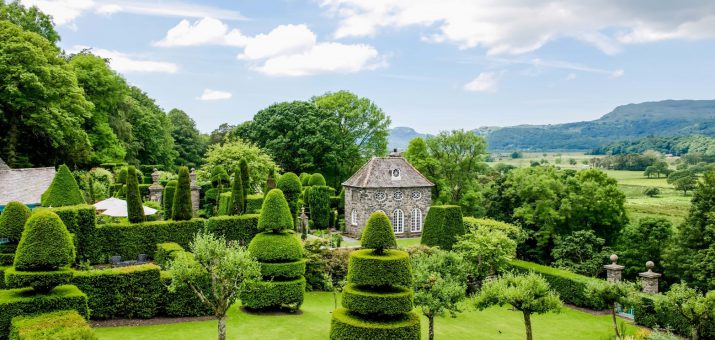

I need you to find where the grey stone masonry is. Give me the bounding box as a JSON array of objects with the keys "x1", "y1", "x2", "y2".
[
  {"x1": 604, "y1": 254, "x2": 624, "y2": 282},
  {"x1": 190, "y1": 168, "x2": 200, "y2": 216},
  {"x1": 343, "y1": 150, "x2": 434, "y2": 238},
  {"x1": 148, "y1": 168, "x2": 163, "y2": 203},
  {"x1": 639, "y1": 261, "x2": 662, "y2": 294}
]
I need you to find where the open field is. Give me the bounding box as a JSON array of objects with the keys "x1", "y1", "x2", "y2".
[{"x1": 94, "y1": 292, "x2": 641, "y2": 340}]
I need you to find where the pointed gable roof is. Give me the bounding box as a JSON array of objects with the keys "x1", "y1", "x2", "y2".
[{"x1": 342, "y1": 152, "x2": 434, "y2": 188}]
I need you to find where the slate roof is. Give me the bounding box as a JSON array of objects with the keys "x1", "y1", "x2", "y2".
[
  {"x1": 343, "y1": 152, "x2": 434, "y2": 188},
  {"x1": 0, "y1": 158, "x2": 9, "y2": 171},
  {"x1": 0, "y1": 166, "x2": 56, "y2": 205}
]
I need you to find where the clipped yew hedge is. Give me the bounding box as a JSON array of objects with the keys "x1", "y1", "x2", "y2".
[
  {"x1": 421, "y1": 205, "x2": 464, "y2": 250},
  {"x1": 159, "y1": 271, "x2": 212, "y2": 317},
  {"x1": 50, "y1": 205, "x2": 96, "y2": 262},
  {"x1": 9, "y1": 310, "x2": 96, "y2": 340},
  {"x1": 347, "y1": 250, "x2": 412, "y2": 288},
  {"x1": 341, "y1": 284, "x2": 413, "y2": 316},
  {"x1": 155, "y1": 243, "x2": 185, "y2": 269},
  {"x1": 5, "y1": 268, "x2": 74, "y2": 293},
  {"x1": 248, "y1": 232, "x2": 303, "y2": 263},
  {"x1": 205, "y1": 214, "x2": 259, "y2": 246},
  {"x1": 240, "y1": 277, "x2": 306, "y2": 310},
  {"x1": 0, "y1": 202, "x2": 30, "y2": 243},
  {"x1": 246, "y1": 194, "x2": 264, "y2": 214},
  {"x1": 330, "y1": 308, "x2": 421, "y2": 340},
  {"x1": 260, "y1": 260, "x2": 307, "y2": 279}
]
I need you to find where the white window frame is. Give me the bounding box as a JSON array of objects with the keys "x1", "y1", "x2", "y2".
[
  {"x1": 351, "y1": 209, "x2": 358, "y2": 225},
  {"x1": 393, "y1": 209, "x2": 404, "y2": 234},
  {"x1": 411, "y1": 208, "x2": 422, "y2": 232}
]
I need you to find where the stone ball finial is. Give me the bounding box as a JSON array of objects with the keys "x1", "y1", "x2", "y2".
[
  {"x1": 191, "y1": 167, "x2": 196, "y2": 172},
  {"x1": 153, "y1": 168, "x2": 158, "y2": 172},
  {"x1": 646, "y1": 261, "x2": 655, "y2": 271},
  {"x1": 610, "y1": 254, "x2": 618, "y2": 264}
]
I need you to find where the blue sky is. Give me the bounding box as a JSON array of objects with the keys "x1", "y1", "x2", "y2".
[{"x1": 28, "y1": 0, "x2": 715, "y2": 134}]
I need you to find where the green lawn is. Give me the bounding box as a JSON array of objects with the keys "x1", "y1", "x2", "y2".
[{"x1": 94, "y1": 292, "x2": 640, "y2": 340}]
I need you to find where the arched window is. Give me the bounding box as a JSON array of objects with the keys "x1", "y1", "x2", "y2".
[
  {"x1": 411, "y1": 208, "x2": 422, "y2": 232},
  {"x1": 351, "y1": 209, "x2": 358, "y2": 225},
  {"x1": 393, "y1": 209, "x2": 404, "y2": 234}
]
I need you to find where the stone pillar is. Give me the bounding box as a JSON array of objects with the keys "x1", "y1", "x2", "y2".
[
  {"x1": 299, "y1": 206, "x2": 309, "y2": 241},
  {"x1": 190, "y1": 168, "x2": 201, "y2": 216},
  {"x1": 603, "y1": 254, "x2": 624, "y2": 282},
  {"x1": 639, "y1": 261, "x2": 662, "y2": 294},
  {"x1": 148, "y1": 168, "x2": 163, "y2": 203}
]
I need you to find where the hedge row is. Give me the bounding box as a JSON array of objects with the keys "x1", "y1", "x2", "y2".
[
  {"x1": 0, "y1": 285, "x2": 89, "y2": 340},
  {"x1": 509, "y1": 260, "x2": 607, "y2": 309},
  {"x1": 205, "y1": 214, "x2": 260, "y2": 246},
  {"x1": 9, "y1": 310, "x2": 96, "y2": 340},
  {"x1": 50, "y1": 205, "x2": 96, "y2": 262},
  {"x1": 159, "y1": 271, "x2": 212, "y2": 317},
  {"x1": 0, "y1": 266, "x2": 7, "y2": 289},
  {"x1": 155, "y1": 243, "x2": 185, "y2": 269}
]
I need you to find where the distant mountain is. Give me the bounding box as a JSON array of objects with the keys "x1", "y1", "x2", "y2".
[{"x1": 388, "y1": 127, "x2": 431, "y2": 151}]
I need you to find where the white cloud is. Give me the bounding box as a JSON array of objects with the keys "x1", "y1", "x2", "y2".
[
  {"x1": 464, "y1": 72, "x2": 499, "y2": 92},
  {"x1": 238, "y1": 24, "x2": 316, "y2": 60},
  {"x1": 490, "y1": 57, "x2": 623, "y2": 78},
  {"x1": 68, "y1": 45, "x2": 178, "y2": 73},
  {"x1": 197, "y1": 89, "x2": 232, "y2": 101},
  {"x1": 610, "y1": 69, "x2": 625, "y2": 78},
  {"x1": 321, "y1": 0, "x2": 715, "y2": 55},
  {"x1": 21, "y1": 0, "x2": 94, "y2": 26},
  {"x1": 154, "y1": 17, "x2": 247, "y2": 47},
  {"x1": 255, "y1": 42, "x2": 383, "y2": 76}
]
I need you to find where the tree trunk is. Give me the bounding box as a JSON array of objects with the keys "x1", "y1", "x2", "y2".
[
  {"x1": 611, "y1": 304, "x2": 620, "y2": 340},
  {"x1": 218, "y1": 315, "x2": 227, "y2": 340},
  {"x1": 428, "y1": 315, "x2": 435, "y2": 340},
  {"x1": 523, "y1": 312, "x2": 532, "y2": 340}
]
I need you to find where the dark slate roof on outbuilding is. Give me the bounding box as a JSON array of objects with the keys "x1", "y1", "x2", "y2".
[
  {"x1": 342, "y1": 151, "x2": 434, "y2": 188},
  {"x1": 0, "y1": 165, "x2": 56, "y2": 205}
]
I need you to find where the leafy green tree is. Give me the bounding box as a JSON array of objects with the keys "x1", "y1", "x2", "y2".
[
  {"x1": 665, "y1": 170, "x2": 715, "y2": 290},
  {"x1": 228, "y1": 170, "x2": 244, "y2": 216},
  {"x1": 454, "y1": 228, "x2": 516, "y2": 284},
  {"x1": 656, "y1": 283, "x2": 715, "y2": 340},
  {"x1": 210, "y1": 165, "x2": 230, "y2": 192},
  {"x1": 617, "y1": 217, "x2": 672, "y2": 280},
  {"x1": 551, "y1": 230, "x2": 608, "y2": 277},
  {"x1": 172, "y1": 166, "x2": 193, "y2": 221},
  {"x1": 124, "y1": 86, "x2": 176, "y2": 168},
  {"x1": 585, "y1": 280, "x2": 638, "y2": 340},
  {"x1": 200, "y1": 141, "x2": 278, "y2": 193},
  {"x1": 668, "y1": 169, "x2": 698, "y2": 195},
  {"x1": 0, "y1": 21, "x2": 92, "y2": 167},
  {"x1": 0, "y1": 201, "x2": 30, "y2": 242},
  {"x1": 169, "y1": 232, "x2": 261, "y2": 340},
  {"x1": 411, "y1": 250, "x2": 468, "y2": 340},
  {"x1": 126, "y1": 166, "x2": 145, "y2": 223},
  {"x1": 0, "y1": 0, "x2": 59, "y2": 44},
  {"x1": 208, "y1": 123, "x2": 234, "y2": 146},
  {"x1": 474, "y1": 272, "x2": 562, "y2": 340},
  {"x1": 169, "y1": 108, "x2": 207, "y2": 168}
]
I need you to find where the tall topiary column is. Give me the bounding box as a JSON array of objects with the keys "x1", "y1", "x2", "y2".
[
  {"x1": 421, "y1": 205, "x2": 465, "y2": 250},
  {"x1": 239, "y1": 159, "x2": 250, "y2": 211},
  {"x1": 241, "y1": 189, "x2": 306, "y2": 311},
  {"x1": 126, "y1": 166, "x2": 145, "y2": 223},
  {"x1": 330, "y1": 211, "x2": 421, "y2": 339},
  {"x1": 228, "y1": 170, "x2": 244, "y2": 216},
  {"x1": 306, "y1": 186, "x2": 332, "y2": 229},
  {"x1": 163, "y1": 180, "x2": 177, "y2": 217},
  {"x1": 41, "y1": 164, "x2": 85, "y2": 207},
  {"x1": 5, "y1": 210, "x2": 76, "y2": 293},
  {"x1": 0, "y1": 201, "x2": 30, "y2": 243},
  {"x1": 172, "y1": 166, "x2": 193, "y2": 221},
  {"x1": 277, "y1": 172, "x2": 302, "y2": 220}
]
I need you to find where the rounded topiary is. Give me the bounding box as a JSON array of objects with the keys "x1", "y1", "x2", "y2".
[
  {"x1": 361, "y1": 212, "x2": 397, "y2": 253},
  {"x1": 126, "y1": 166, "x2": 145, "y2": 223},
  {"x1": 300, "y1": 173, "x2": 311, "y2": 187},
  {"x1": 308, "y1": 173, "x2": 326, "y2": 186},
  {"x1": 347, "y1": 249, "x2": 412, "y2": 288},
  {"x1": 172, "y1": 166, "x2": 193, "y2": 221},
  {"x1": 276, "y1": 172, "x2": 302, "y2": 216},
  {"x1": 248, "y1": 232, "x2": 304, "y2": 262},
  {"x1": 258, "y1": 189, "x2": 294, "y2": 232},
  {"x1": 261, "y1": 259, "x2": 307, "y2": 279},
  {"x1": 41, "y1": 164, "x2": 85, "y2": 207},
  {"x1": 330, "y1": 308, "x2": 421, "y2": 340},
  {"x1": 0, "y1": 201, "x2": 31, "y2": 243},
  {"x1": 342, "y1": 284, "x2": 413, "y2": 316},
  {"x1": 421, "y1": 205, "x2": 465, "y2": 250},
  {"x1": 240, "y1": 276, "x2": 306, "y2": 310},
  {"x1": 13, "y1": 210, "x2": 75, "y2": 271}
]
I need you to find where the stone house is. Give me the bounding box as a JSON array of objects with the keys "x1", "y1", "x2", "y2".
[
  {"x1": 342, "y1": 150, "x2": 433, "y2": 237},
  {"x1": 0, "y1": 158, "x2": 56, "y2": 211}
]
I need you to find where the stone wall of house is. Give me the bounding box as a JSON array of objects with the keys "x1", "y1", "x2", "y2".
[{"x1": 344, "y1": 186, "x2": 432, "y2": 238}]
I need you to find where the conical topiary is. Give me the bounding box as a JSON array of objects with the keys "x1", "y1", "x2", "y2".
[
  {"x1": 241, "y1": 188, "x2": 306, "y2": 311},
  {"x1": 41, "y1": 165, "x2": 85, "y2": 207},
  {"x1": 308, "y1": 173, "x2": 326, "y2": 186},
  {"x1": 0, "y1": 201, "x2": 31, "y2": 243},
  {"x1": 163, "y1": 180, "x2": 177, "y2": 217},
  {"x1": 330, "y1": 211, "x2": 420, "y2": 339},
  {"x1": 276, "y1": 172, "x2": 302, "y2": 218},
  {"x1": 126, "y1": 166, "x2": 145, "y2": 223},
  {"x1": 7, "y1": 210, "x2": 76, "y2": 293},
  {"x1": 172, "y1": 166, "x2": 193, "y2": 221},
  {"x1": 228, "y1": 170, "x2": 244, "y2": 215}
]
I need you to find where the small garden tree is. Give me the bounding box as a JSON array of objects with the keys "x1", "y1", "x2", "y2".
[
  {"x1": 228, "y1": 170, "x2": 244, "y2": 215},
  {"x1": 172, "y1": 166, "x2": 193, "y2": 220},
  {"x1": 169, "y1": 232, "x2": 261, "y2": 340},
  {"x1": 454, "y1": 228, "x2": 516, "y2": 288},
  {"x1": 241, "y1": 189, "x2": 306, "y2": 310},
  {"x1": 412, "y1": 249, "x2": 469, "y2": 340},
  {"x1": 421, "y1": 205, "x2": 465, "y2": 250},
  {"x1": 585, "y1": 280, "x2": 638, "y2": 340},
  {"x1": 7, "y1": 210, "x2": 76, "y2": 293},
  {"x1": 163, "y1": 180, "x2": 177, "y2": 217},
  {"x1": 0, "y1": 201, "x2": 30, "y2": 243},
  {"x1": 330, "y1": 211, "x2": 420, "y2": 339},
  {"x1": 656, "y1": 283, "x2": 715, "y2": 340},
  {"x1": 474, "y1": 272, "x2": 562, "y2": 340},
  {"x1": 126, "y1": 166, "x2": 145, "y2": 223},
  {"x1": 41, "y1": 164, "x2": 85, "y2": 207}
]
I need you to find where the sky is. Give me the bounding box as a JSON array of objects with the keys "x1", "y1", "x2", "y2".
[{"x1": 24, "y1": 0, "x2": 715, "y2": 134}]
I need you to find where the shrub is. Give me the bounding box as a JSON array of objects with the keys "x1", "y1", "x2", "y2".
[
  {"x1": 509, "y1": 260, "x2": 607, "y2": 309},
  {"x1": 71, "y1": 264, "x2": 163, "y2": 319},
  {"x1": 300, "y1": 173, "x2": 311, "y2": 187},
  {"x1": 260, "y1": 260, "x2": 307, "y2": 280},
  {"x1": 163, "y1": 180, "x2": 178, "y2": 217},
  {"x1": 241, "y1": 276, "x2": 306, "y2": 310},
  {"x1": 205, "y1": 214, "x2": 259, "y2": 246},
  {"x1": 0, "y1": 202, "x2": 30, "y2": 243},
  {"x1": 0, "y1": 285, "x2": 89, "y2": 338},
  {"x1": 126, "y1": 166, "x2": 145, "y2": 224},
  {"x1": 257, "y1": 189, "x2": 294, "y2": 232},
  {"x1": 228, "y1": 170, "x2": 244, "y2": 215},
  {"x1": 9, "y1": 310, "x2": 96, "y2": 340},
  {"x1": 421, "y1": 205, "x2": 465, "y2": 250},
  {"x1": 159, "y1": 271, "x2": 212, "y2": 317},
  {"x1": 644, "y1": 187, "x2": 660, "y2": 197},
  {"x1": 342, "y1": 284, "x2": 413, "y2": 316},
  {"x1": 347, "y1": 249, "x2": 412, "y2": 288},
  {"x1": 360, "y1": 212, "x2": 396, "y2": 253},
  {"x1": 5, "y1": 268, "x2": 74, "y2": 293},
  {"x1": 330, "y1": 307, "x2": 421, "y2": 340},
  {"x1": 308, "y1": 173, "x2": 326, "y2": 186},
  {"x1": 172, "y1": 167, "x2": 193, "y2": 220},
  {"x1": 41, "y1": 165, "x2": 85, "y2": 207},
  {"x1": 50, "y1": 205, "x2": 96, "y2": 263},
  {"x1": 306, "y1": 186, "x2": 332, "y2": 229},
  {"x1": 277, "y1": 172, "x2": 301, "y2": 217},
  {"x1": 155, "y1": 243, "x2": 185, "y2": 269},
  {"x1": 248, "y1": 232, "x2": 303, "y2": 262},
  {"x1": 14, "y1": 210, "x2": 75, "y2": 271},
  {"x1": 246, "y1": 194, "x2": 264, "y2": 214},
  {"x1": 462, "y1": 217, "x2": 526, "y2": 244}
]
